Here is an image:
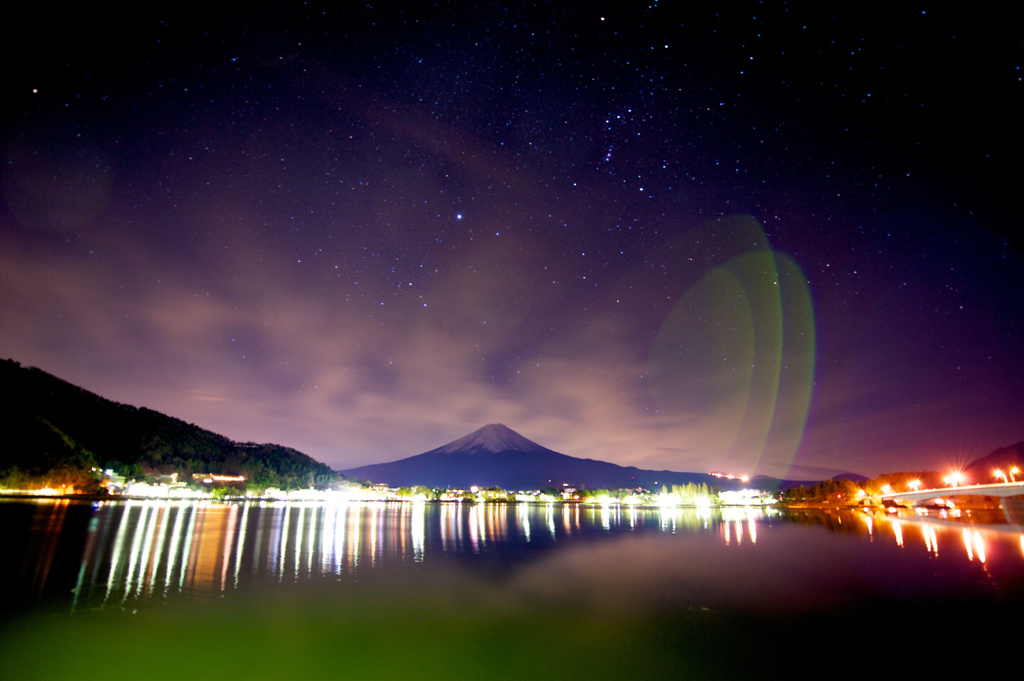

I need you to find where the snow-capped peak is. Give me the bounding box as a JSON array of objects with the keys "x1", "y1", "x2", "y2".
[{"x1": 433, "y1": 423, "x2": 545, "y2": 454}]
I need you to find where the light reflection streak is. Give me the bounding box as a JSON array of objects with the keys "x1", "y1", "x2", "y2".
[
  {"x1": 277, "y1": 504, "x2": 290, "y2": 580},
  {"x1": 138, "y1": 503, "x2": 160, "y2": 596},
  {"x1": 251, "y1": 502, "x2": 266, "y2": 576},
  {"x1": 48, "y1": 501, "x2": 1024, "y2": 614},
  {"x1": 350, "y1": 503, "x2": 362, "y2": 570},
  {"x1": 660, "y1": 507, "x2": 677, "y2": 534},
  {"x1": 923, "y1": 525, "x2": 938, "y2": 556},
  {"x1": 412, "y1": 501, "x2": 425, "y2": 561},
  {"x1": 123, "y1": 502, "x2": 152, "y2": 600},
  {"x1": 147, "y1": 503, "x2": 169, "y2": 593},
  {"x1": 148, "y1": 504, "x2": 168, "y2": 595},
  {"x1": 294, "y1": 504, "x2": 304, "y2": 581},
  {"x1": 221, "y1": 503, "x2": 237, "y2": 591},
  {"x1": 720, "y1": 508, "x2": 750, "y2": 544},
  {"x1": 119, "y1": 504, "x2": 140, "y2": 600},
  {"x1": 163, "y1": 504, "x2": 182, "y2": 593},
  {"x1": 322, "y1": 502, "x2": 337, "y2": 574},
  {"x1": 178, "y1": 503, "x2": 197, "y2": 591},
  {"x1": 562, "y1": 504, "x2": 577, "y2": 536},
  {"x1": 483, "y1": 504, "x2": 508, "y2": 545},
  {"x1": 234, "y1": 502, "x2": 248, "y2": 587},
  {"x1": 262, "y1": 503, "x2": 277, "y2": 575},
  {"x1": 517, "y1": 503, "x2": 531, "y2": 543},
  {"x1": 877, "y1": 510, "x2": 1015, "y2": 564},
  {"x1": 440, "y1": 502, "x2": 461, "y2": 552},
  {"x1": 187, "y1": 502, "x2": 228, "y2": 593},
  {"x1": 71, "y1": 506, "x2": 102, "y2": 612},
  {"x1": 733, "y1": 518, "x2": 743, "y2": 545},
  {"x1": 395, "y1": 504, "x2": 406, "y2": 561},
  {"x1": 963, "y1": 528, "x2": 974, "y2": 561},
  {"x1": 307, "y1": 504, "x2": 316, "y2": 575},
  {"x1": 30, "y1": 501, "x2": 68, "y2": 596},
  {"x1": 369, "y1": 502, "x2": 381, "y2": 567},
  {"x1": 468, "y1": 503, "x2": 482, "y2": 553},
  {"x1": 103, "y1": 501, "x2": 130, "y2": 603}
]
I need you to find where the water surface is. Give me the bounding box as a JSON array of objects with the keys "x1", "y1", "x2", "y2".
[{"x1": 2, "y1": 499, "x2": 1022, "y2": 679}]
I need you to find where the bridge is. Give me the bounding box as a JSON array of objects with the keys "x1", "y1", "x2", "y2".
[{"x1": 880, "y1": 481, "x2": 1024, "y2": 524}]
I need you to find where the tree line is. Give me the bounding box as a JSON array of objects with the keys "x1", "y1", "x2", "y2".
[{"x1": 0, "y1": 359, "x2": 347, "y2": 494}]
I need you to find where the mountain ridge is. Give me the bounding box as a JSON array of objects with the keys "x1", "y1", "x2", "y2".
[
  {"x1": 341, "y1": 423, "x2": 789, "y2": 491},
  {"x1": 0, "y1": 359, "x2": 340, "y2": 491}
]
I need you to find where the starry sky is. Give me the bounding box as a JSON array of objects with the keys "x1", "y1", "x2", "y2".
[{"x1": 2, "y1": 3, "x2": 1021, "y2": 479}]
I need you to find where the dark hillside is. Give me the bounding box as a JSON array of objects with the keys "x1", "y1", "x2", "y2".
[{"x1": 0, "y1": 359, "x2": 339, "y2": 491}]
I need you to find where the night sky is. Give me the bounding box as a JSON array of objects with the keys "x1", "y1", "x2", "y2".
[{"x1": 2, "y1": 4, "x2": 1020, "y2": 479}]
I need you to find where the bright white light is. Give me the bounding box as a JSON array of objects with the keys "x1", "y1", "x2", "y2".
[{"x1": 657, "y1": 493, "x2": 677, "y2": 508}]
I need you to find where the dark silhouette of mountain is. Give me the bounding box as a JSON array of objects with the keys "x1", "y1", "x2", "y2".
[
  {"x1": 341, "y1": 423, "x2": 762, "y2": 491},
  {"x1": 830, "y1": 472, "x2": 869, "y2": 483},
  {"x1": 0, "y1": 359, "x2": 339, "y2": 490},
  {"x1": 964, "y1": 441, "x2": 1024, "y2": 482}
]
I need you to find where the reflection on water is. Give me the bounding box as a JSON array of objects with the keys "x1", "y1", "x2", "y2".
[
  {"x1": 18, "y1": 499, "x2": 72, "y2": 600},
  {"x1": 24, "y1": 500, "x2": 737, "y2": 611},
  {"x1": 4, "y1": 499, "x2": 1024, "y2": 680},
  {"x1": 4, "y1": 499, "x2": 1024, "y2": 617}
]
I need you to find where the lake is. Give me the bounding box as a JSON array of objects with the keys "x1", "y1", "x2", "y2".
[{"x1": 2, "y1": 498, "x2": 1023, "y2": 679}]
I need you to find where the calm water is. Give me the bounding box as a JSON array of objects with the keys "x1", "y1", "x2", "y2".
[{"x1": 2, "y1": 498, "x2": 1023, "y2": 679}]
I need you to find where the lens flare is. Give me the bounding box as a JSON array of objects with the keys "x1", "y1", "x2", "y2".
[{"x1": 648, "y1": 215, "x2": 815, "y2": 474}]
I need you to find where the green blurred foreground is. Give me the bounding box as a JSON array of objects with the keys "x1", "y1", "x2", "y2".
[
  {"x1": 0, "y1": 566, "x2": 832, "y2": 681},
  {"x1": 4, "y1": 566, "x2": 1020, "y2": 681}
]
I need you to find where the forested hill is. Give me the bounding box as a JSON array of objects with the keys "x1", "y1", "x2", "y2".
[{"x1": 0, "y1": 359, "x2": 340, "y2": 491}]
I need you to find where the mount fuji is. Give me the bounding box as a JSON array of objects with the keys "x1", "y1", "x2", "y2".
[{"x1": 339, "y1": 423, "x2": 744, "y2": 491}]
